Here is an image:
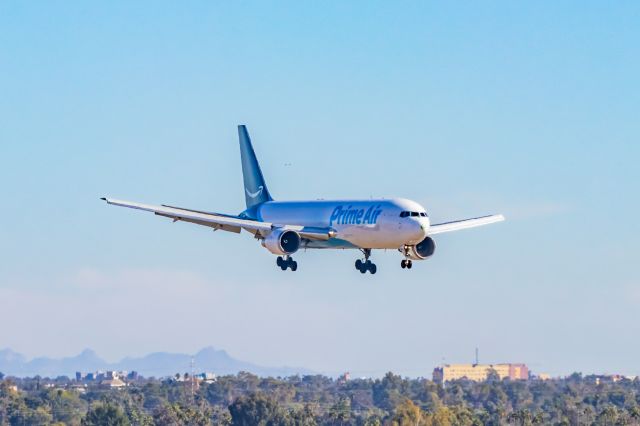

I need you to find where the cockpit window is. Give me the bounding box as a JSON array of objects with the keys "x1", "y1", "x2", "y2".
[{"x1": 400, "y1": 211, "x2": 427, "y2": 218}]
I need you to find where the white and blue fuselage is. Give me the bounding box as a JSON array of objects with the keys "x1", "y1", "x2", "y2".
[{"x1": 251, "y1": 198, "x2": 429, "y2": 250}]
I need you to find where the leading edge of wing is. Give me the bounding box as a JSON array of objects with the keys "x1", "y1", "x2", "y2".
[
  {"x1": 428, "y1": 214, "x2": 505, "y2": 235},
  {"x1": 102, "y1": 197, "x2": 271, "y2": 233},
  {"x1": 101, "y1": 198, "x2": 335, "y2": 240}
]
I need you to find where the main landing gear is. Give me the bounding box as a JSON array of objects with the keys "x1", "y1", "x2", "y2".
[
  {"x1": 355, "y1": 249, "x2": 377, "y2": 274},
  {"x1": 277, "y1": 256, "x2": 297, "y2": 271}
]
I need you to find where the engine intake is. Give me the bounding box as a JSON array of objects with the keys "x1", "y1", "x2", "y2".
[
  {"x1": 262, "y1": 229, "x2": 301, "y2": 255},
  {"x1": 406, "y1": 236, "x2": 436, "y2": 260}
]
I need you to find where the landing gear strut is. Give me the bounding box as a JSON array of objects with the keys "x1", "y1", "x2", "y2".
[
  {"x1": 400, "y1": 246, "x2": 413, "y2": 270},
  {"x1": 355, "y1": 249, "x2": 377, "y2": 274},
  {"x1": 277, "y1": 256, "x2": 297, "y2": 271}
]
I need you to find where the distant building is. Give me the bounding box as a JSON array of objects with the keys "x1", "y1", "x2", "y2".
[
  {"x1": 68, "y1": 383, "x2": 87, "y2": 393},
  {"x1": 433, "y1": 363, "x2": 529, "y2": 384},
  {"x1": 586, "y1": 374, "x2": 636, "y2": 385},
  {"x1": 196, "y1": 372, "x2": 216, "y2": 383},
  {"x1": 100, "y1": 378, "x2": 126, "y2": 388},
  {"x1": 337, "y1": 372, "x2": 351, "y2": 384},
  {"x1": 106, "y1": 371, "x2": 128, "y2": 380}
]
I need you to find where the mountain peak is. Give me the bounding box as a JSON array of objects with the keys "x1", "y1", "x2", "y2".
[
  {"x1": 196, "y1": 346, "x2": 228, "y2": 357},
  {"x1": 0, "y1": 348, "x2": 26, "y2": 363},
  {"x1": 78, "y1": 348, "x2": 99, "y2": 358},
  {"x1": 0, "y1": 347, "x2": 312, "y2": 378}
]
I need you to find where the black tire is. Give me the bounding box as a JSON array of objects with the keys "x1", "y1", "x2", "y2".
[
  {"x1": 401, "y1": 260, "x2": 406, "y2": 269},
  {"x1": 370, "y1": 264, "x2": 377, "y2": 274},
  {"x1": 291, "y1": 261, "x2": 298, "y2": 272},
  {"x1": 407, "y1": 260, "x2": 412, "y2": 269},
  {"x1": 355, "y1": 259, "x2": 362, "y2": 270},
  {"x1": 277, "y1": 256, "x2": 283, "y2": 267}
]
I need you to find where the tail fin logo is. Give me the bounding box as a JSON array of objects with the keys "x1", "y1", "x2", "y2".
[{"x1": 245, "y1": 186, "x2": 264, "y2": 199}]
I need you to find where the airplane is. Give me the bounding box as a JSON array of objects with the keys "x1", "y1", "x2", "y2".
[{"x1": 102, "y1": 125, "x2": 504, "y2": 274}]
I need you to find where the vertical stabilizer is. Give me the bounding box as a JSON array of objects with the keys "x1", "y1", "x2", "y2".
[{"x1": 238, "y1": 125, "x2": 273, "y2": 208}]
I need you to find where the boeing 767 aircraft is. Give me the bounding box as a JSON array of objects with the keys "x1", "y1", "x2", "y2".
[{"x1": 102, "y1": 125, "x2": 504, "y2": 274}]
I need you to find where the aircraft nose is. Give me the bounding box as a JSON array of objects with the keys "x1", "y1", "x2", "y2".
[{"x1": 411, "y1": 218, "x2": 428, "y2": 241}]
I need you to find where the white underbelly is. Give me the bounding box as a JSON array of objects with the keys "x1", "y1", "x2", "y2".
[{"x1": 335, "y1": 223, "x2": 407, "y2": 249}]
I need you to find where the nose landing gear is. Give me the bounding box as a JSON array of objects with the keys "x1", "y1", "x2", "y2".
[
  {"x1": 355, "y1": 249, "x2": 377, "y2": 274},
  {"x1": 400, "y1": 245, "x2": 413, "y2": 270},
  {"x1": 277, "y1": 256, "x2": 298, "y2": 271}
]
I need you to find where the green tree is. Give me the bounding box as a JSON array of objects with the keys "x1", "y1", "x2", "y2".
[
  {"x1": 596, "y1": 405, "x2": 620, "y2": 426},
  {"x1": 42, "y1": 388, "x2": 87, "y2": 425},
  {"x1": 372, "y1": 372, "x2": 406, "y2": 411},
  {"x1": 228, "y1": 392, "x2": 290, "y2": 426},
  {"x1": 82, "y1": 402, "x2": 130, "y2": 426},
  {"x1": 152, "y1": 402, "x2": 211, "y2": 426},
  {"x1": 424, "y1": 406, "x2": 454, "y2": 426},
  {"x1": 391, "y1": 399, "x2": 426, "y2": 426},
  {"x1": 323, "y1": 396, "x2": 353, "y2": 425},
  {"x1": 507, "y1": 409, "x2": 543, "y2": 425}
]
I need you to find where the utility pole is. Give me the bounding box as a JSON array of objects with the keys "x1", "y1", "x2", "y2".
[{"x1": 190, "y1": 357, "x2": 195, "y2": 406}]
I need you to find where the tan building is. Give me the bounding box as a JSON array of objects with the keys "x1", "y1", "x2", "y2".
[
  {"x1": 433, "y1": 363, "x2": 529, "y2": 384},
  {"x1": 100, "y1": 378, "x2": 126, "y2": 389}
]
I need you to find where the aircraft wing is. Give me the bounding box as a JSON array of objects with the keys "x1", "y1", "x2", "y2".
[
  {"x1": 101, "y1": 198, "x2": 335, "y2": 241},
  {"x1": 429, "y1": 214, "x2": 505, "y2": 235}
]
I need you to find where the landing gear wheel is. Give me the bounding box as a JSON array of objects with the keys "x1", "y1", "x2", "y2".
[
  {"x1": 401, "y1": 259, "x2": 407, "y2": 269},
  {"x1": 406, "y1": 260, "x2": 412, "y2": 269},
  {"x1": 355, "y1": 249, "x2": 377, "y2": 274},
  {"x1": 277, "y1": 256, "x2": 297, "y2": 271}
]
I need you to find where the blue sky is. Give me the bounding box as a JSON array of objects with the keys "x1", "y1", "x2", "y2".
[{"x1": 1, "y1": 1, "x2": 639, "y2": 377}]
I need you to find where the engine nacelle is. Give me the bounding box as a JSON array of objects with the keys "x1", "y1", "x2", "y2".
[
  {"x1": 406, "y1": 236, "x2": 436, "y2": 260},
  {"x1": 262, "y1": 229, "x2": 301, "y2": 255}
]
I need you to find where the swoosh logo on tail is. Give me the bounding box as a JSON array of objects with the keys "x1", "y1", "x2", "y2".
[{"x1": 245, "y1": 186, "x2": 264, "y2": 199}]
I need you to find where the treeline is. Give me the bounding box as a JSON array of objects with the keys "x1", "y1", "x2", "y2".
[{"x1": 2, "y1": 372, "x2": 640, "y2": 425}]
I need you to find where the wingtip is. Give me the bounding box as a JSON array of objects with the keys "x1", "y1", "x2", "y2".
[{"x1": 100, "y1": 197, "x2": 107, "y2": 201}]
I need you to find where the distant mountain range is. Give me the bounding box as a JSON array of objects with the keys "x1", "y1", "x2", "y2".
[{"x1": 0, "y1": 347, "x2": 313, "y2": 378}]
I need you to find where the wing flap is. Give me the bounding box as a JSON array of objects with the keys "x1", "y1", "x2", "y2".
[
  {"x1": 429, "y1": 214, "x2": 505, "y2": 235},
  {"x1": 102, "y1": 198, "x2": 336, "y2": 240},
  {"x1": 155, "y1": 213, "x2": 242, "y2": 233},
  {"x1": 102, "y1": 198, "x2": 272, "y2": 234}
]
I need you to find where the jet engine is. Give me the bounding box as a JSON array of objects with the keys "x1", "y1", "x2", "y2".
[
  {"x1": 262, "y1": 229, "x2": 301, "y2": 255},
  {"x1": 406, "y1": 236, "x2": 436, "y2": 260}
]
